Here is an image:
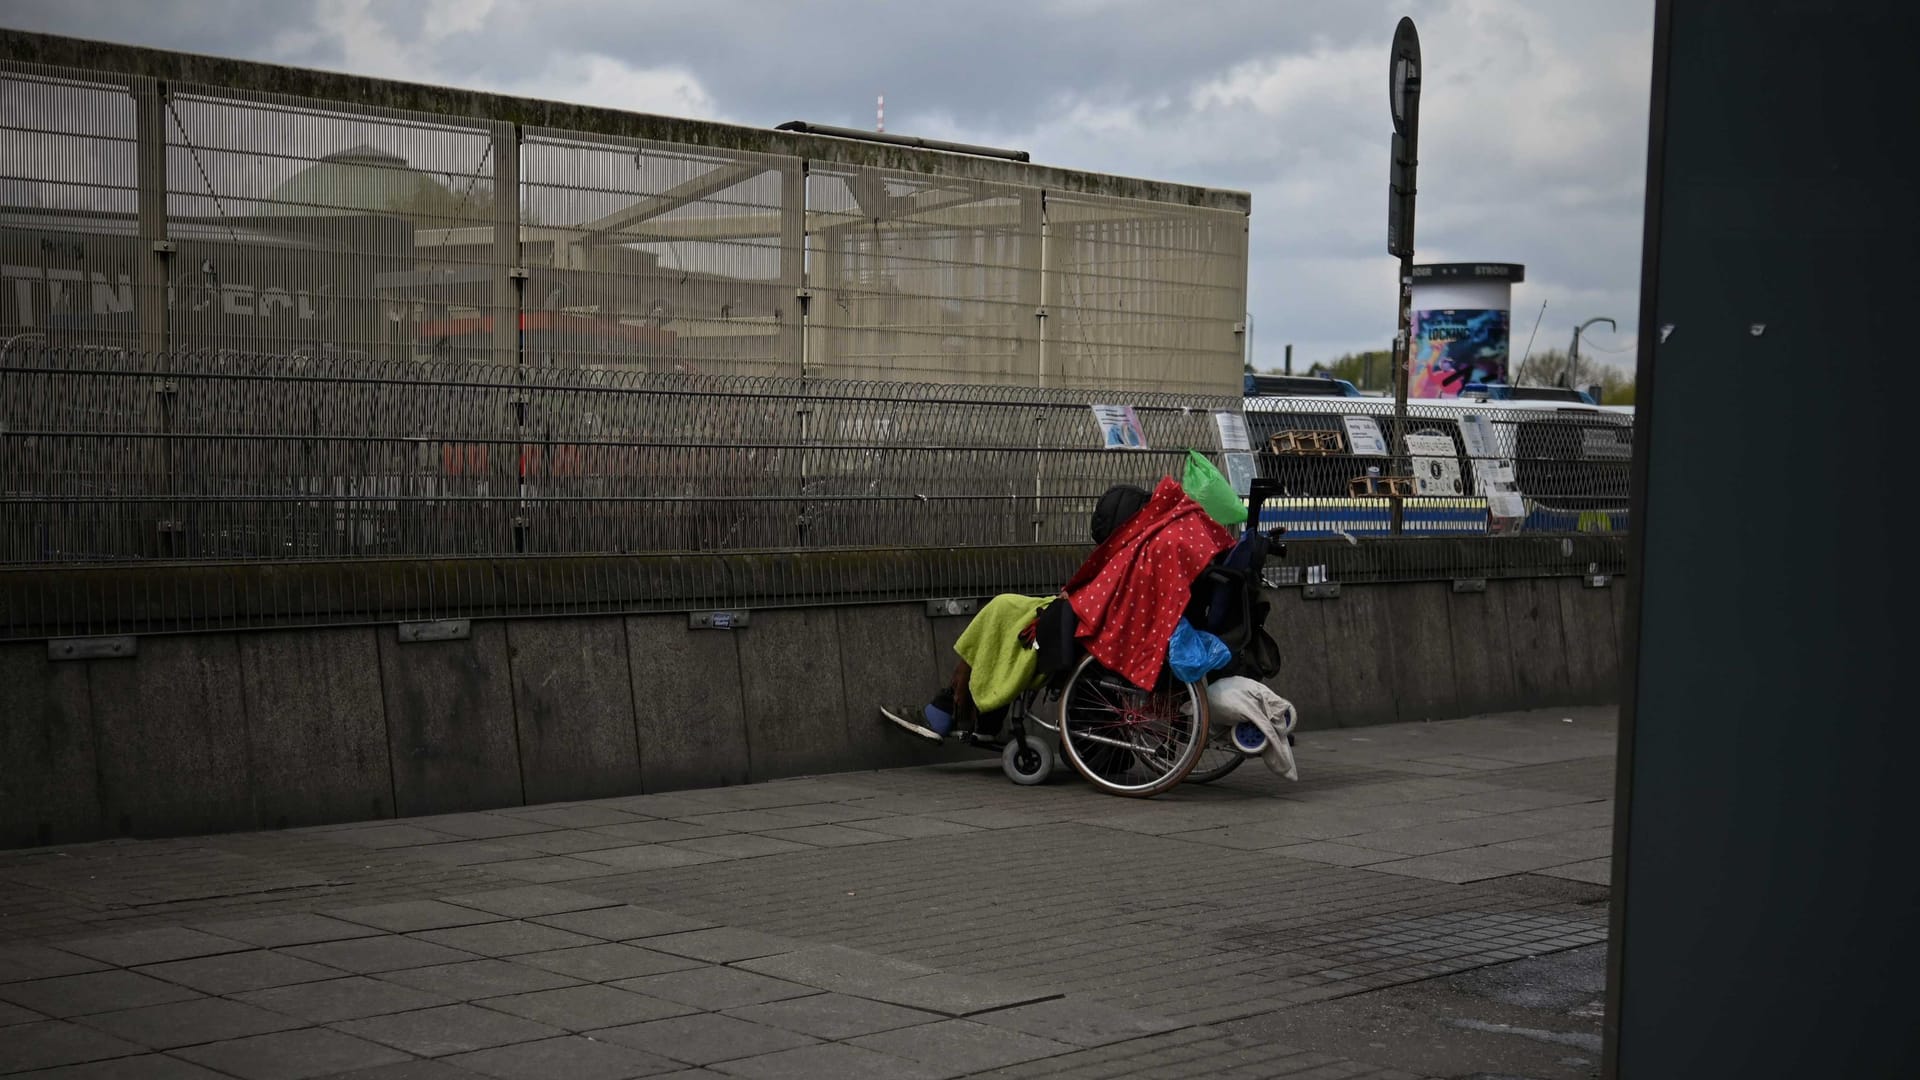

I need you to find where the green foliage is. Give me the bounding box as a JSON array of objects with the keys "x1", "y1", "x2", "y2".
[{"x1": 1303, "y1": 349, "x2": 1393, "y2": 392}]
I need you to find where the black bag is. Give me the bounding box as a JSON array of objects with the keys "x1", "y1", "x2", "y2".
[{"x1": 1034, "y1": 599, "x2": 1080, "y2": 679}]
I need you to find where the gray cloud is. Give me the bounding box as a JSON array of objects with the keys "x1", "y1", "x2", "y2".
[{"x1": 3, "y1": 0, "x2": 1652, "y2": 372}]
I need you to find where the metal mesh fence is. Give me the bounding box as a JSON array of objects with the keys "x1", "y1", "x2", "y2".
[
  {"x1": 0, "y1": 346, "x2": 1235, "y2": 565},
  {"x1": 0, "y1": 57, "x2": 1248, "y2": 396}
]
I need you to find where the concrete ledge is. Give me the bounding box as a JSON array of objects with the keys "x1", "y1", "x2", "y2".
[{"x1": 2, "y1": 577, "x2": 1623, "y2": 848}]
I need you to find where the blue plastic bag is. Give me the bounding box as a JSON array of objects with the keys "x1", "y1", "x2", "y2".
[{"x1": 1168, "y1": 618, "x2": 1232, "y2": 683}]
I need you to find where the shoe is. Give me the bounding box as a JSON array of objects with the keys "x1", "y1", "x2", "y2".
[{"x1": 879, "y1": 705, "x2": 943, "y2": 742}]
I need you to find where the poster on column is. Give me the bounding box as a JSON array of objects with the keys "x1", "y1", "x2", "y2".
[{"x1": 1409, "y1": 308, "x2": 1511, "y2": 398}]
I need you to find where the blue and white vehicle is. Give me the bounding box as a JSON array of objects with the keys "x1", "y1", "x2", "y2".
[{"x1": 1240, "y1": 393, "x2": 1633, "y2": 539}]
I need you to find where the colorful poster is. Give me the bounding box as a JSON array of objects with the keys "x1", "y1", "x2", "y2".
[{"x1": 1409, "y1": 308, "x2": 1511, "y2": 398}]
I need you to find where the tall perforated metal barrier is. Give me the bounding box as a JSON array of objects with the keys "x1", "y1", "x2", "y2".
[{"x1": 1608, "y1": 2, "x2": 1916, "y2": 1074}]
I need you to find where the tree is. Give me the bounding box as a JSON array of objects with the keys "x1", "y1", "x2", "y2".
[{"x1": 1515, "y1": 348, "x2": 1634, "y2": 403}]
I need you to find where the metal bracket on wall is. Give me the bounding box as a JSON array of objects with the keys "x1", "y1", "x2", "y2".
[
  {"x1": 690, "y1": 610, "x2": 750, "y2": 630},
  {"x1": 1585, "y1": 573, "x2": 1612, "y2": 588},
  {"x1": 48, "y1": 636, "x2": 137, "y2": 661},
  {"x1": 1452, "y1": 578, "x2": 1488, "y2": 593},
  {"x1": 925, "y1": 597, "x2": 979, "y2": 617},
  {"x1": 1303, "y1": 583, "x2": 1342, "y2": 600},
  {"x1": 397, "y1": 619, "x2": 471, "y2": 643}
]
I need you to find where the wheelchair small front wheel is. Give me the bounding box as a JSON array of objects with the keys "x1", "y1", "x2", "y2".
[{"x1": 1002, "y1": 734, "x2": 1055, "y2": 785}]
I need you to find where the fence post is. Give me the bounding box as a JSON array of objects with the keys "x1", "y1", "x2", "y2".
[
  {"x1": 132, "y1": 76, "x2": 169, "y2": 352},
  {"x1": 490, "y1": 121, "x2": 521, "y2": 368},
  {"x1": 781, "y1": 160, "x2": 807, "y2": 378}
]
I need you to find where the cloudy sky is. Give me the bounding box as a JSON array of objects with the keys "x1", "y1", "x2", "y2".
[{"x1": 3, "y1": 0, "x2": 1653, "y2": 372}]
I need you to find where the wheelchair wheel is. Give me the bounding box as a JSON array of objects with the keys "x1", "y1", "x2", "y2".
[
  {"x1": 1056, "y1": 654, "x2": 1208, "y2": 797},
  {"x1": 1186, "y1": 727, "x2": 1249, "y2": 784},
  {"x1": 1002, "y1": 734, "x2": 1055, "y2": 785}
]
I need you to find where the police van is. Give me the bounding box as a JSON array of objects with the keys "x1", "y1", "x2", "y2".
[{"x1": 1241, "y1": 393, "x2": 1633, "y2": 538}]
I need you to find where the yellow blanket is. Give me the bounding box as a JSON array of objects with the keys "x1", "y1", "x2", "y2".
[{"x1": 954, "y1": 594, "x2": 1053, "y2": 712}]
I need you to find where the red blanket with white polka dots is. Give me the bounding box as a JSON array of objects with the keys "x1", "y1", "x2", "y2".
[{"x1": 1065, "y1": 476, "x2": 1232, "y2": 690}]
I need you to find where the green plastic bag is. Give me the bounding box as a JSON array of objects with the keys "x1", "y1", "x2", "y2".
[{"x1": 1182, "y1": 449, "x2": 1246, "y2": 526}]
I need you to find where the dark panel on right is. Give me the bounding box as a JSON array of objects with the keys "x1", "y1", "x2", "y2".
[{"x1": 1611, "y1": 2, "x2": 1916, "y2": 1075}]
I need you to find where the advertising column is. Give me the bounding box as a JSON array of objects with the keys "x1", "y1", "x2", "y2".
[{"x1": 1407, "y1": 262, "x2": 1523, "y2": 398}]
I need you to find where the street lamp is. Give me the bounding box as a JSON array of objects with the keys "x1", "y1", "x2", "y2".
[{"x1": 1569, "y1": 316, "x2": 1616, "y2": 395}]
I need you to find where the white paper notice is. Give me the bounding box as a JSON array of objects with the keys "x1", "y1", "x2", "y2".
[
  {"x1": 1213, "y1": 411, "x2": 1252, "y2": 452},
  {"x1": 1342, "y1": 415, "x2": 1389, "y2": 457},
  {"x1": 1404, "y1": 432, "x2": 1464, "y2": 496},
  {"x1": 1224, "y1": 452, "x2": 1257, "y2": 498},
  {"x1": 1090, "y1": 405, "x2": 1148, "y2": 450}
]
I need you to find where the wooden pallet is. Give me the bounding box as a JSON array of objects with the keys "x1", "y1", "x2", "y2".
[
  {"x1": 1267, "y1": 429, "x2": 1346, "y2": 455},
  {"x1": 1348, "y1": 474, "x2": 1416, "y2": 497}
]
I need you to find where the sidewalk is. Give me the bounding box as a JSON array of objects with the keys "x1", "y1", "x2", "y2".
[{"x1": 0, "y1": 707, "x2": 1617, "y2": 1080}]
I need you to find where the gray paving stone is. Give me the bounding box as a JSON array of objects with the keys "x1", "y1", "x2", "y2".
[
  {"x1": 574, "y1": 845, "x2": 728, "y2": 872},
  {"x1": 663, "y1": 834, "x2": 814, "y2": 859},
  {"x1": 504, "y1": 806, "x2": 651, "y2": 829},
  {"x1": 280, "y1": 936, "x2": 479, "y2": 975},
  {"x1": 193, "y1": 913, "x2": 384, "y2": 949},
  {"x1": 135, "y1": 950, "x2": 345, "y2": 995},
  {"x1": 846, "y1": 815, "x2": 982, "y2": 839},
  {"x1": 235, "y1": 976, "x2": 457, "y2": 1023},
  {"x1": 174, "y1": 1028, "x2": 413, "y2": 1079},
  {"x1": 407, "y1": 814, "x2": 558, "y2": 840},
  {"x1": 851, "y1": 1018, "x2": 1076, "y2": 1073},
  {"x1": 1536, "y1": 857, "x2": 1612, "y2": 885},
  {"x1": 0, "y1": 969, "x2": 204, "y2": 1017},
  {"x1": 1360, "y1": 854, "x2": 1518, "y2": 883},
  {"x1": 529, "y1": 906, "x2": 715, "y2": 942},
  {"x1": 55, "y1": 927, "x2": 254, "y2": 967},
  {"x1": 2, "y1": 1053, "x2": 234, "y2": 1078},
  {"x1": 725, "y1": 992, "x2": 942, "y2": 1039},
  {"x1": 706, "y1": 1041, "x2": 945, "y2": 1080},
  {"x1": 442, "y1": 886, "x2": 621, "y2": 919},
  {"x1": 756, "y1": 825, "x2": 897, "y2": 848},
  {"x1": 641, "y1": 929, "x2": 799, "y2": 964},
  {"x1": 612, "y1": 967, "x2": 816, "y2": 1011},
  {"x1": 1, "y1": 998, "x2": 44, "y2": 1025},
  {"x1": 674, "y1": 810, "x2": 813, "y2": 832},
  {"x1": 0, "y1": 1019, "x2": 145, "y2": 1072},
  {"x1": 590, "y1": 1012, "x2": 818, "y2": 1066},
  {"x1": 970, "y1": 994, "x2": 1186, "y2": 1047},
  {"x1": 406, "y1": 841, "x2": 531, "y2": 867},
  {"x1": 412, "y1": 921, "x2": 601, "y2": 957},
  {"x1": 733, "y1": 946, "x2": 935, "y2": 993},
  {"x1": 336, "y1": 1003, "x2": 565, "y2": 1057},
  {"x1": 519, "y1": 943, "x2": 707, "y2": 982},
  {"x1": 0, "y1": 944, "x2": 108, "y2": 984},
  {"x1": 854, "y1": 972, "x2": 1059, "y2": 1017},
  {"x1": 322, "y1": 1062, "x2": 491, "y2": 1080},
  {"x1": 493, "y1": 830, "x2": 637, "y2": 855},
  {"x1": 485, "y1": 857, "x2": 622, "y2": 883},
  {"x1": 446, "y1": 1035, "x2": 685, "y2": 1080},
  {"x1": 476, "y1": 984, "x2": 695, "y2": 1030},
  {"x1": 328, "y1": 901, "x2": 505, "y2": 934},
  {"x1": 588, "y1": 820, "x2": 730, "y2": 844},
  {"x1": 74, "y1": 996, "x2": 304, "y2": 1049},
  {"x1": 1266, "y1": 841, "x2": 1405, "y2": 867},
  {"x1": 324, "y1": 824, "x2": 464, "y2": 849},
  {"x1": 381, "y1": 960, "x2": 583, "y2": 1000}
]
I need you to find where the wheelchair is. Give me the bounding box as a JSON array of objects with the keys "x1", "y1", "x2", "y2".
[{"x1": 943, "y1": 479, "x2": 1289, "y2": 798}]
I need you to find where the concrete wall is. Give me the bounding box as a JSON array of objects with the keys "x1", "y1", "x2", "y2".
[{"x1": 0, "y1": 577, "x2": 1623, "y2": 848}]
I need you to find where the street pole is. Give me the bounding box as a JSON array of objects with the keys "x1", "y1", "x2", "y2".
[
  {"x1": 1387, "y1": 17, "x2": 1421, "y2": 534},
  {"x1": 1570, "y1": 315, "x2": 1617, "y2": 396}
]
